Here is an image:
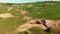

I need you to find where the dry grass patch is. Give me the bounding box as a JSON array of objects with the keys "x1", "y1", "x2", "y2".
[
  {"x1": 7, "y1": 7, "x2": 13, "y2": 11},
  {"x1": 27, "y1": 4, "x2": 33, "y2": 8},
  {"x1": 23, "y1": 16, "x2": 32, "y2": 21},
  {"x1": 20, "y1": 10, "x2": 29, "y2": 15}
]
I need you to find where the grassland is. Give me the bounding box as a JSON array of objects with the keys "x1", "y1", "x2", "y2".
[
  {"x1": 0, "y1": 1, "x2": 60, "y2": 34},
  {"x1": 0, "y1": 4, "x2": 27, "y2": 34},
  {"x1": 19, "y1": 1, "x2": 60, "y2": 20}
]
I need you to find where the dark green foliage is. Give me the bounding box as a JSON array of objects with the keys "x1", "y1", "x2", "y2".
[
  {"x1": 6, "y1": 3, "x2": 13, "y2": 6},
  {"x1": 18, "y1": 31, "x2": 28, "y2": 34},
  {"x1": 28, "y1": 27, "x2": 47, "y2": 34},
  {"x1": 44, "y1": 28, "x2": 51, "y2": 34}
]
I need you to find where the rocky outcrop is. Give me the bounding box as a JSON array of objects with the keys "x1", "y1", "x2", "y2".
[
  {"x1": 45, "y1": 20, "x2": 60, "y2": 29},
  {"x1": 16, "y1": 18, "x2": 60, "y2": 33},
  {"x1": 35, "y1": 19, "x2": 60, "y2": 29}
]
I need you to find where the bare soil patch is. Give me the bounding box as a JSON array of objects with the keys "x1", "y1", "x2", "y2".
[
  {"x1": 7, "y1": 7, "x2": 13, "y2": 11},
  {"x1": 16, "y1": 19, "x2": 60, "y2": 32},
  {"x1": 0, "y1": 13, "x2": 15, "y2": 18},
  {"x1": 12, "y1": 19, "x2": 60, "y2": 34},
  {"x1": 27, "y1": 4, "x2": 33, "y2": 8},
  {"x1": 23, "y1": 16, "x2": 32, "y2": 21},
  {"x1": 20, "y1": 10, "x2": 29, "y2": 15},
  {"x1": 16, "y1": 19, "x2": 47, "y2": 32},
  {"x1": 45, "y1": 20, "x2": 60, "y2": 29}
]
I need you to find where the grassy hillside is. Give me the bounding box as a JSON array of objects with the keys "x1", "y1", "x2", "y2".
[
  {"x1": 0, "y1": 1, "x2": 60, "y2": 34},
  {"x1": 19, "y1": 1, "x2": 60, "y2": 20}
]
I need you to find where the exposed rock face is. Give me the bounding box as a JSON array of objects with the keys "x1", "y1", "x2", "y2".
[
  {"x1": 45, "y1": 20, "x2": 60, "y2": 29},
  {"x1": 16, "y1": 19, "x2": 60, "y2": 33},
  {"x1": 34, "y1": 19, "x2": 60, "y2": 29}
]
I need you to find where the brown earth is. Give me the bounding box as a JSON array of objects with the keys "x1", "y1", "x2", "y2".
[
  {"x1": 0, "y1": 13, "x2": 15, "y2": 18},
  {"x1": 15, "y1": 19, "x2": 60, "y2": 32},
  {"x1": 10, "y1": 19, "x2": 60, "y2": 34},
  {"x1": 16, "y1": 19, "x2": 47, "y2": 32},
  {"x1": 45, "y1": 20, "x2": 60, "y2": 29},
  {"x1": 20, "y1": 10, "x2": 29, "y2": 15}
]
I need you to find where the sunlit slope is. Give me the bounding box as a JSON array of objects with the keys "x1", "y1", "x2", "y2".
[
  {"x1": 0, "y1": 1, "x2": 60, "y2": 34},
  {"x1": 20, "y1": 2, "x2": 60, "y2": 20}
]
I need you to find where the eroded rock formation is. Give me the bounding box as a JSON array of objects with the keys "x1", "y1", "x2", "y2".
[{"x1": 35, "y1": 19, "x2": 60, "y2": 29}]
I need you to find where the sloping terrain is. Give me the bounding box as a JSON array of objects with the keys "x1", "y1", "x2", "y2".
[{"x1": 0, "y1": 1, "x2": 60, "y2": 34}]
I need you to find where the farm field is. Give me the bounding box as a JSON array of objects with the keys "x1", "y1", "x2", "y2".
[{"x1": 0, "y1": 1, "x2": 60, "y2": 34}]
